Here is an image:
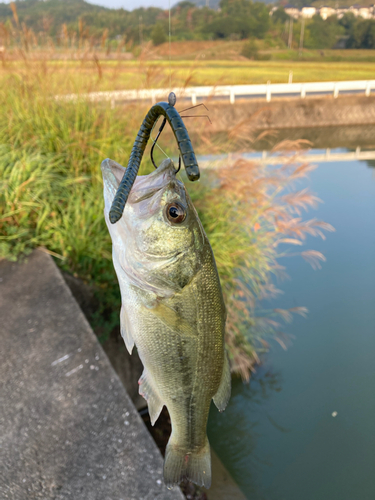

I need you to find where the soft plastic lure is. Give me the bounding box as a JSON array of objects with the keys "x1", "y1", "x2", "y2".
[{"x1": 109, "y1": 92, "x2": 200, "y2": 224}]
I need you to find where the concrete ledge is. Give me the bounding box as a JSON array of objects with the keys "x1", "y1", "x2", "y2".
[
  {"x1": 205, "y1": 95, "x2": 375, "y2": 131},
  {"x1": 0, "y1": 249, "x2": 183, "y2": 500}
]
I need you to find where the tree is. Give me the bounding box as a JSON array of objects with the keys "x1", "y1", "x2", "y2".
[
  {"x1": 305, "y1": 15, "x2": 344, "y2": 49},
  {"x1": 151, "y1": 23, "x2": 166, "y2": 45},
  {"x1": 272, "y1": 7, "x2": 289, "y2": 25},
  {"x1": 339, "y1": 12, "x2": 356, "y2": 32},
  {"x1": 174, "y1": 1, "x2": 196, "y2": 9},
  {"x1": 347, "y1": 19, "x2": 375, "y2": 49},
  {"x1": 247, "y1": 2, "x2": 270, "y2": 39},
  {"x1": 204, "y1": 0, "x2": 270, "y2": 40}
]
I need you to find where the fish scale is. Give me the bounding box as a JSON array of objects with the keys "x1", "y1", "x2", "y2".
[{"x1": 102, "y1": 157, "x2": 231, "y2": 489}]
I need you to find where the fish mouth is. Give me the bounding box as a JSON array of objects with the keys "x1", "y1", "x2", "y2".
[
  {"x1": 127, "y1": 159, "x2": 180, "y2": 205},
  {"x1": 102, "y1": 157, "x2": 179, "y2": 208}
]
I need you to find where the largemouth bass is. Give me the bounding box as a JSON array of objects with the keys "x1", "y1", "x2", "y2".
[{"x1": 102, "y1": 157, "x2": 231, "y2": 489}]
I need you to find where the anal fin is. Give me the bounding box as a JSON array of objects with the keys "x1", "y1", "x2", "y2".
[
  {"x1": 213, "y1": 351, "x2": 231, "y2": 412},
  {"x1": 120, "y1": 305, "x2": 134, "y2": 354},
  {"x1": 138, "y1": 371, "x2": 164, "y2": 425}
]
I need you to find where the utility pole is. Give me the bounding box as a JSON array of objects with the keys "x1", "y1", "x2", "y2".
[
  {"x1": 284, "y1": 19, "x2": 288, "y2": 44},
  {"x1": 299, "y1": 17, "x2": 305, "y2": 56},
  {"x1": 288, "y1": 17, "x2": 293, "y2": 49},
  {"x1": 139, "y1": 15, "x2": 143, "y2": 47},
  {"x1": 206, "y1": 0, "x2": 209, "y2": 7}
]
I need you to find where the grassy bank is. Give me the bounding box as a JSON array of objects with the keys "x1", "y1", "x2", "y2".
[
  {"x1": 1, "y1": 54, "x2": 375, "y2": 95},
  {"x1": 153, "y1": 41, "x2": 375, "y2": 63},
  {"x1": 0, "y1": 63, "x2": 333, "y2": 380}
]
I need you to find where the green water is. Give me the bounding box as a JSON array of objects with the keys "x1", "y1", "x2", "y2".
[{"x1": 208, "y1": 158, "x2": 375, "y2": 499}]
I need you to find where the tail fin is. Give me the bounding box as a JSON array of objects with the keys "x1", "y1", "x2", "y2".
[{"x1": 163, "y1": 437, "x2": 211, "y2": 489}]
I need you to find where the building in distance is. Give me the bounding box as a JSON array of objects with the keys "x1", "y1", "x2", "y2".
[{"x1": 271, "y1": 4, "x2": 375, "y2": 21}]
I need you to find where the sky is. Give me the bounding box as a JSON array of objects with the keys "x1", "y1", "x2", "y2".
[{"x1": 0, "y1": 1, "x2": 173, "y2": 11}]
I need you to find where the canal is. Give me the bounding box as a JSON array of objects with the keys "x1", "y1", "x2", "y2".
[{"x1": 208, "y1": 152, "x2": 375, "y2": 499}]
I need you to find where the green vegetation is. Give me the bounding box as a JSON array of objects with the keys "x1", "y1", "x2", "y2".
[
  {"x1": 304, "y1": 15, "x2": 345, "y2": 50},
  {"x1": 1, "y1": 0, "x2": 375, "y2": 51},
  {"x1": 201, "y1": 0, "x2": 270, "y2": 40},
  {"x1": 346, "y1": 16, "x2": 375, "y2": 48},
  {"x1": 241, "y1": 39, "x2": 260, "y2": 60},
  {"x1": 151, "y1": 23, "x2": 167, "y2": 46},
  {"x1": 0, "y1": 60, "x2": 333, "y2": 380},
  {"x1": 241, "y1": 38, "x2": 271, "y2": 60}
]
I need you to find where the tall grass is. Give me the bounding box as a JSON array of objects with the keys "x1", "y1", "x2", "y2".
[
  {"x1": 0, "y1": 71, "x2": 150, "y2": 269},
  {"x1": 0, "y1": 56, "x2": 334, "y2": 380},
  {"x1": 187, "y1": 155, "x2": 333, "y2": 380}
]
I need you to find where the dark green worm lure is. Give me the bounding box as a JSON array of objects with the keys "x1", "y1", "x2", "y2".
[{"x1": 109, "y1": 92, "x2": 200, "y2": 224}]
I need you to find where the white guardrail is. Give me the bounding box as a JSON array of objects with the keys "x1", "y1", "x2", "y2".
[
  {"x1": 57, "y1": 80, "x2": 375, "y2": 107},
  {"x1": 198, "y1": 147, "x2": 375, "y2": 167}
]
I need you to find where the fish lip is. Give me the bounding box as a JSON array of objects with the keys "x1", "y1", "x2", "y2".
[
  {"x1": 128, "y1": 161, "x2": 179, "y2": 203},
  {"x1": 102, "y1": 159, "x2": 125, "y2": 223},
  {"x1": 101, "y1": 158, "x2": 125, "y2": 192},
  {"x1": 145, "y1": 157, "x2": 178, "y2": 180}
]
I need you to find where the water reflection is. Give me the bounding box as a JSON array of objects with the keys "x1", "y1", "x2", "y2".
[
  {"x1": 208, "y1": 369, "x2": 283, "y2": 499},
  {"x1": 198, "y1": 147, "x2": 375, "y2": 167},
  {"x1": 208, "y1": 157, "x2": 375, "y2": 500}
]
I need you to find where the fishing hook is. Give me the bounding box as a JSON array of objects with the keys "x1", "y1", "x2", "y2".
[
  {"x1": 150, "y1": 117, "x2": 167, "y2": 169},
  {"x1": 150, "y1": 103, "x2": 210, "y2": 171},
  {"x1": 150, "y1": 117, "x2": 182, "y2": 173}
]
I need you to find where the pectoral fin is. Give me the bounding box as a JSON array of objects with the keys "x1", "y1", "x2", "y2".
[
  {"x1": 139, "y1": 371, "x2": 164, "y2": 425},
  {"x1": 147, "y1": 302, "x2": 197, "y2": 338},
  {"x1": 213, "y1": 351, "x2": 231, "y2": 412}
]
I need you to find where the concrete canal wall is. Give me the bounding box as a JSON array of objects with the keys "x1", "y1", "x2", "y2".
[
  {"x1": 248, "y1": 124, "x2": 375, "y2": 151},
  {"x1": 206, "y1": 95, "x2": 375, "y2": 132},
  {"x1": 0, "y1": 249, "x2": 183, "y2": 500},
  {"x1": 0, "y1": 249, "x2": 246, "y2": 500}
]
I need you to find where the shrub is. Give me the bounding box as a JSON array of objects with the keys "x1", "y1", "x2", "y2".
[
  {"x1": 151, "y1": 23, "x2": 166, "y2": 46},
  {"x1": 241, "y1": 39, "x2": 271, "y2": 60},
  {"x1": 241, "y1": 39, "x2": 259, "y2": 59}
]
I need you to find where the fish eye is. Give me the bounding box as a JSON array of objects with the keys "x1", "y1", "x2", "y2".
[{"x1": 165, "y1": 201, "x2": 186, "y2": 224}]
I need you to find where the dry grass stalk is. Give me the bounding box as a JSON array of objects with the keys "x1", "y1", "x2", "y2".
[
  {"x1": 10, "y1": 2, "x2": 19, "y2": 28},
  {"x1": 101, "y1": 28, "x2": 108, "y2": 50},
  {"x1": 191, "y1": 144, "x2": 334, "y2": 380}
]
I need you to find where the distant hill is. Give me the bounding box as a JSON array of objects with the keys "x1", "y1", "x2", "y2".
[
  {"x1": 180, "y1": 0, "x2": 274, "y2": 7},
  {"x1": 178, "y1": 0, "x2": 221, "y2": 8},
  {"x1": 0, "y1": 0, "x2": 161, "y2": 39},
  {"x1": 0, "y1": 0, "x2": 107, "y2": 19},
  {"x1": 0, "y1": 0, "x2": 108, "y2": 32}
]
